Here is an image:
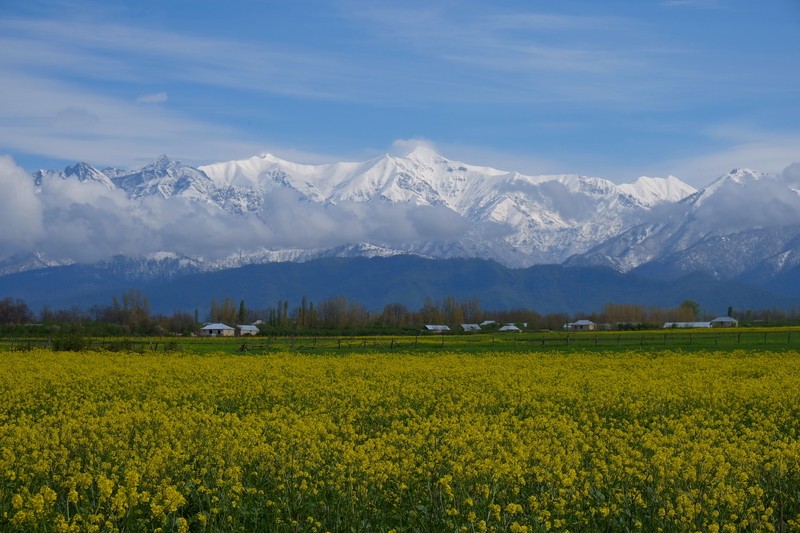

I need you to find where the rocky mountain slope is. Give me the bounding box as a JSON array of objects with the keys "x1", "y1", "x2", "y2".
[{"x1": 566, "y1": 168, "x2": 800, "y2": 280}]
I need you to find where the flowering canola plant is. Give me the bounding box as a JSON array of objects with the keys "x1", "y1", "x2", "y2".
[{"x1": 1, "y1": 349, "x2": 800, "y2": 532}]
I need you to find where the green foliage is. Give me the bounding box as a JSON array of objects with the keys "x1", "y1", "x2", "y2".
[
  {"x1": 680, "y1": 299, "x2": 701, "y2": 320},
  {"x1": 209, "y1": 297, "x2": 238, "y2": 325},
  {"x1": 163, "y1": 340, "x2": 181, "y2": 353},
  {"x1": 50, "y1": 333, "x2": 89, "y2": 351},
  {"x1": 0, "y1": 297, "x2": 34, "y2": 324},
  {"x1": 238, "y1": 299, "x2": 247, "y2": 324},
  {"x1": 103, "y1": 338, "x2": 135, "y2": 352}
]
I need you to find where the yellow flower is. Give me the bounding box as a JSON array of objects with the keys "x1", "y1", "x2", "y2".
[{"x1": 10, "y1": 494, "x2": 23, "y2": 509}]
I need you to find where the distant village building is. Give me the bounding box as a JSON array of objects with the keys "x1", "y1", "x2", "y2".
[
  {"x1": 480, "y1": 320, "x2": 496, "y2": 327},
  {"x1": 424, "y1": 324, "x2": 451, "y2": 333},
  {"x1": 199, "y1": 323, "x2": 236, "y2": 337},
  {"x1": 237, "y1": 325, "x2": 259, "y2": 336},
  {"x1": 710, "y1": 316, "x2": 738, "y2": 328},
  {"x1": 461, "y1": 324, "x2": 481, "y2": 332},
  {"x1": 566, "y1": 320, "x2": 597, "y2": 331},
  {"x1": 498, "y1": 324, "x2": 521, "y2": 332},
  {"x1": 663, "y1": 321, "x2": 711, "y2": 329}
]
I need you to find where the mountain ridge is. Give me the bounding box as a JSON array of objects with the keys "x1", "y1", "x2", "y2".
[
  {"x1": 2, "y1": 255, "x2": 796, "y2": 316},
  {"x1": 9, "y1": 150, "x2": 800, "y2": 308}
]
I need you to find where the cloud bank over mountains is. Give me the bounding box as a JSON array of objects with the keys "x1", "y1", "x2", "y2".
[
  {"x1": 0, "y1": 154, "x2": 471, "y2": 266},
  {"x1": 2, "y1": 149, "x2": 800, "y2": 285}
]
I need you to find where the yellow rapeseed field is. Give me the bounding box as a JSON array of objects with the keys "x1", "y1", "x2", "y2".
[{"x1": 1, "y1": 349, "x2": 799, "y2": 532}]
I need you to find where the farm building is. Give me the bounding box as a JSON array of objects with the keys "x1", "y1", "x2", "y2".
[
  {"x1": 424, "y1": 325, "x2": 451, "y2": 333},
  {"x1": 566, "y1": 320, "x2": 597, "y2": 331},
  {"x1": 237, "y1": 325, "x2": 259, "y2": 336},
  {"x1": 663, "y1": 321, "x2": 712, "y2": 328},
  {"x1": 461, "y1": 324, "x2": 481, "y2": 332},
  {"x1": 710, "y1": 316, "x2": 738, "y2": 328},
  {"x1": 199, "y1": 323, "x2": 235, "y2": 337},
  {"x1": 498, "y1": 324, "x2": 521, "y2": 332}
]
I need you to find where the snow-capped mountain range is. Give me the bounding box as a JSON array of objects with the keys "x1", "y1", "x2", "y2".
[{"x1": 11, "y1": 147, "x2": 800, "y2": 283}]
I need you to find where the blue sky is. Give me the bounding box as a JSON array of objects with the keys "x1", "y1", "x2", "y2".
[{"x1": 1, "y1": 0, "x2": 799, "y2": 187}]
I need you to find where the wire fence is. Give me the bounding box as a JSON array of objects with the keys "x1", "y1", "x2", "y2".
[{"x1": 2, "y1": 329, "x2": 799, "y2": 354}]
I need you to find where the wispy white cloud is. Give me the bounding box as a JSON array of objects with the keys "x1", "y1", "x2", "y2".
[
  {"x1": 0, "y1": 156, "x2": 45, "y2": 258},
  {"x1": 348, "y1": 5, "x2": 642, "y2": 75},
  {"x1": 0, "y1": 7, "x2": 684, "y2": 110},
  {"x1": 1, "y1": 1, "x2": 798, "y2": 192},
  {"x1": 51, "y1": 107, "x2": 100, "y2": 131},
  {"x1": 0, "y1": 17, "x2": 366, "y2": 102},
  {"x1": 0, "y1": 7, "x2": 670, "y2": 170},
  {"x1": 136, "y1": 92, "x2": 168, "y2": 104},
  {"x1": 0, "y1": 72, "x2": 266, "y2": 168},
  {"x1": 485, "y1": 12, "x2": 629, "y2": 32},
  {"x1": 661, "y1": 0, "x2": 721, "y2": 7},
  {"x1": 389, "y1": 138, "x2": 440, "y2": 157},
  {"x1": 336, "y1": 4, "x2": 700, "y2": 109}
]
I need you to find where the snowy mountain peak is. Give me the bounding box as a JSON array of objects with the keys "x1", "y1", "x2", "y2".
[
  {"x1": 63, "y1": 162, "x2": 115, "y2": 189},
  {"x1": 144, "y1": 154, "x2": 183, "y2": 173},
  {"x1": 403, "y1": 145, "x2": 443, "y2": 164},
  {"x1": 107, "y1": 155, "x2": 217, "y2": 202},
  {"x1": 257, "y1": 153, "x2": 288, "y2": 164},
  {"x1": 720, "y1": 168, "x2": 769, "y2": 186},
  {"x1": 688, "y1": 167, "x2": 772, "y2": 207},
  {"x1": 728, "y1": 167, "x2": 760, "y2": 178},
  {"x1": 618, "y1": 175, "x2": 696, "y2": 207},
  {"x1": 32, "y1": 162, "x2": 116, "y2": 190}
]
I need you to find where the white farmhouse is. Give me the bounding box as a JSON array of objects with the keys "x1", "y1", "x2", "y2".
[
  {"x1": 199, "y1": 323, "x2": 236, "y2": 337},
  {"x1": 237, "y1": 325, "x2": 260, "y2": 336},
  {"x1": 663, "y1": 321, "x2": 711, "y2": 328},
  {"x1": 566, "y1": 320, "x2": 597, "y2": 331},
  {"x1": 710, "y1": 316, "x2": 738, "y2": 328}
]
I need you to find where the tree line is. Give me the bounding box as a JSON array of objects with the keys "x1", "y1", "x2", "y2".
[{"x1": 1, "y1": 293, "x2": 800, "y2": 336}]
